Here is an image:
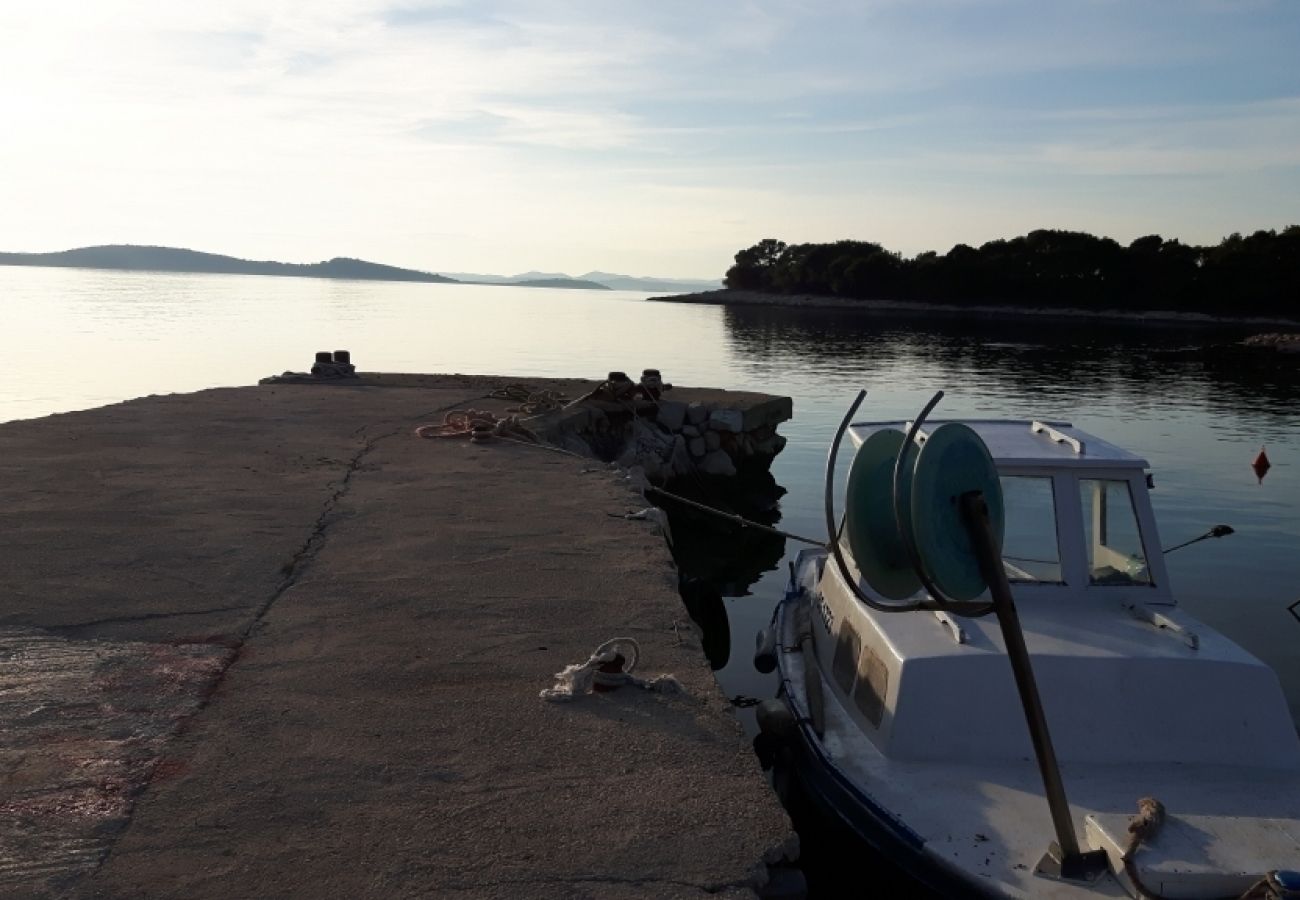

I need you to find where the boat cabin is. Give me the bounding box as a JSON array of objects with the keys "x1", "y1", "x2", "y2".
[
  {"x1": 809, "y1": 419, "x2": 1300, "y2": 769},
  {"x1": 855, "y1": 418, "x2": 1171, "y2": 604}
]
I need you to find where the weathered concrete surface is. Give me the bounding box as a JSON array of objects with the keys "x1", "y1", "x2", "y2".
[
  {"x1": 0, "y1": 376, "x2": 794, "y2": 899},
  {"x1": 0, "y1": 631, "x2": 231, "y2": 892}
]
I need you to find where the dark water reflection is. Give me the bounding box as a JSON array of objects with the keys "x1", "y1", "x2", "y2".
[{"x1": 723, "y1": 305, "x2": 1300, "y2": 419}]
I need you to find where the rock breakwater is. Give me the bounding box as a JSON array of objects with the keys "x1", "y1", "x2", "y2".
[{"x1": 541, "y1": 391, "x2": 792, "y2": 484}]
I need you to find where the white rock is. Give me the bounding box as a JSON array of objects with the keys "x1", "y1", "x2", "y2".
[
  {"x1": 708, "y1": 409, "x2": 743, "y2": 432},
  {"x1": 698, "y1": 449, "x2": 737, "y2": 476}
]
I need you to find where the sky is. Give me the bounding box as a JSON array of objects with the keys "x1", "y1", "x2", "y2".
[{"x1": 1, "y1": 0, "x2": 1298, "y2": 279}]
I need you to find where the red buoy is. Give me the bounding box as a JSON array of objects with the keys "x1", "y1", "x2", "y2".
[{"x1": 1253, "y1": 446, "x2": 1272, "y2": 483}]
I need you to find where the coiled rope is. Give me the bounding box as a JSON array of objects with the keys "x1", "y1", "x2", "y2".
[
  {"x1": 413, "y1": 384, "x2": 570, "y2": 443},
  {"x1": 539, "y1": 638, "x2": 683, "y2": 701},
  {"x1": 1121, "y1": 797, "x2": 1297, "y2": 900},
  {"x1": 487, "y1": 385, "x2": 568, "y2": 415},
  {"x1": 413, "y1": 408, "x2": 541, "y2": 444}
]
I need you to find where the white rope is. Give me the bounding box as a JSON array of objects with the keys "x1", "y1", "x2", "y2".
[{"x1": 539, "y1": 637, "x2": 684, "y2": 702}]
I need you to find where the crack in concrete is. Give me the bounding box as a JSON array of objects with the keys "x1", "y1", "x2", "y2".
[
  {"x1": 47, "y1": 604, "x2": 249, "y2": 636},
  {"x1": 250, "y1": 432, "x2": 384, "y2": 635},
  {"x1": 78, "y1": 396, "x2": 481, "y2": 891},
  {"x1": 249, "y1": 395, "x2": 480, "y2": 640}
]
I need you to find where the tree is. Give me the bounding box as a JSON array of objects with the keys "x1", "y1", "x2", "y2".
[
  {"x1": 719, "y1": 226, "x2": 1300, "y2": 317},
  {"x1": 724, "y1": 239, "x2": 787, "y2": 290}
]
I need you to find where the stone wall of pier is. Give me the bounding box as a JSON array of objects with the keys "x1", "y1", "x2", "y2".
[{"x1": 541, "y1": 392, "x2": 793, "y2": 484}]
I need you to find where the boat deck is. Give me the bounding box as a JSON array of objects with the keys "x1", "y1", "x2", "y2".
[{"x1": 781, "y1": 609, "x2": 1300, "y2": 898}]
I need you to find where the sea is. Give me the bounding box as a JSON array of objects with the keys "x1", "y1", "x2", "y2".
[{"x1": 3, "y1": 265, "x2": 1298, "y2": 728}]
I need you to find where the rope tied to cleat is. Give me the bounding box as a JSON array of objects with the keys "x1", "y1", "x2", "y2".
[{"x1": 539, "y1": 638, "x2": 684, "y2": 701}]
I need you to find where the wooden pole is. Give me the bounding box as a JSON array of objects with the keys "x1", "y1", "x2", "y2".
[{"x1": 960, "y1": 491, "x2": 1084, "y2": 863}]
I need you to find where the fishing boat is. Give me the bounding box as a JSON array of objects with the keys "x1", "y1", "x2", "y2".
[{"x1": 753, "y1": 391, "x2": 1300, "y2": 899}]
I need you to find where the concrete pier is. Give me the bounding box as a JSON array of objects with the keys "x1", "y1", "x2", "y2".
[{"x1": 0, "y1": 375, "x2": 796, "y2": 899}]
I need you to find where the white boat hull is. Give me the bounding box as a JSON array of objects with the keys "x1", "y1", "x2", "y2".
[{"x1": 769, "y1": 548, "x2": 1300, "y2": 899}]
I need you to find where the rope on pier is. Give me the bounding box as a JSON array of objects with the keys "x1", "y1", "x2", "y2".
[
  {"x1": 413, "y1": 384, "x2": 570, "y2": 442},
  {"x1": 540, "y1": 638, "x2": 683, "y2": 702},
  {"x1": 413, "y1": 408, "x2": 541, "y2": 443},
  {"x1": 487, "y1": 384, "x2": 568, "y2": 415}
]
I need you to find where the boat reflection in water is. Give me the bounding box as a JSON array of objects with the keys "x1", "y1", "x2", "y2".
[{"x1": 661, "y1": 472, "x2": 789, "y2": 672}]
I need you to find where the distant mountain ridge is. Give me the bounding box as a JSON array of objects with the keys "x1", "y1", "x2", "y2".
[
  {"x1": 578, "y1": 271, "x2": 722, "y2": 292},
  {"x1": 0, "y1": 244, "x2": 719, "y2": 292},
  {"x1": 445, "y1": 270, "x2": 721, "y2": 292},
  {"x1": 449, "y1": 271, "x2": 610, "y2": 290},
  {"x1": 0, "y1": 245, "x2": 459, "y2": 284},
  {"x1": 509, "y1": 278, "x2": 609, "y2": 291}
]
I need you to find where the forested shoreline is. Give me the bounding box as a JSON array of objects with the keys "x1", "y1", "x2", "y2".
[{"x1": 722, "y1": 228, "x2": 1299, "y2": 319}]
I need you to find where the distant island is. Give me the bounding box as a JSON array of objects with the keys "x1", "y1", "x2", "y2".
[
  {"x1": 444, "y1": 270, "x2": 720, "y2": 293},
  {"x1": 656, "y1": 228, "x2": 1300, "y2": 323},
  {"x1": 0, "y1": 245, "x2": 462, "y2": 284},
  {"x1": 0, "y1": 245, "x2": 719, "y2": 292},
  {"x1": 504, "y1": 278, "x2": 609, "y2": 290}
]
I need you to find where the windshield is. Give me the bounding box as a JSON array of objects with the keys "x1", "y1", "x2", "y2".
[
  {"x1": 999, "y1": 475, "x2": 1063, "y2": 583},
  {"x1": 1080, "y1": 478, "x2": 1152, "y2": 585}
]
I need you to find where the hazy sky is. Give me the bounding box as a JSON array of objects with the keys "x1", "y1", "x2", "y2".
[{"x1": 2, "y1": 1, "x2": 1298, "y2": 278}]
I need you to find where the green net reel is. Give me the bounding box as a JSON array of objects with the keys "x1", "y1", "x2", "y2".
[{"x1": 843, "y1": 422, "x2": 1004, "y2": 604}]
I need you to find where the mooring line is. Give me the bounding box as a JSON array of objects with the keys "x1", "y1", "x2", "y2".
[{"x1": 643, "y1": 485, "x2": 826, "y2": 547}]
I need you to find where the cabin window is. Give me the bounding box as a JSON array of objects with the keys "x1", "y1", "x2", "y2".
[
  {"x1": 832, "y1": 622, "x2": 861, "y2": 695},
  {"x1": 853, "y1": 647, "x2": 888, "y2": 727},
  {"x1": 998, "y1": 476, "x2": 1063, "y2": 583},
  {"x1": 1080, "y1": 478, "x2": 1152, "y2": 585}
]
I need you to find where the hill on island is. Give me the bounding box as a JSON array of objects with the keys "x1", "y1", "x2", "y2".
[
  {"x1": 445, "y1": 269, "x2": 720, "y2": 293},
  {"x1": 721, "y1": 228, "x2": 1300, "y2": 319},
  {"x1": 0, "y1": 245, "x2": 459, "y2": 284},
  {"x1": 0, "y1": 244, "x2": 714, "y2": 292},
  {"x1": 509, "y1": 278, "x2": 609, "y2": 290},
  {"x1": 579, "y1": 271, "x2": 722, "y2": 293}
]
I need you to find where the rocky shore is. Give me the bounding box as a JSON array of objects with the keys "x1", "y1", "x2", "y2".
[
  {"x1": 652, "y1": 288, "x2": 1300, "y2": 329},
  {"x1": 1243, "y1": 332, "x2": 1300, "y2": 352},
  {"x1": 542, "y1": 391, "x2": 791, "y2": 483}
]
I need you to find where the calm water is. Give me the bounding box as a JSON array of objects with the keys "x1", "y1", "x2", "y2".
[{"x1": 4, "y1": 266, "x2": 1299, "y2": 723}]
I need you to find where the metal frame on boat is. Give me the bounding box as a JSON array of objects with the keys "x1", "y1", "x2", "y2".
[{"x1": 754, "y1": 391, "x2": 1300, "y2": 900}]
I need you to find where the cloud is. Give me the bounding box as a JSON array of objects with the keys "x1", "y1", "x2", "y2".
[
  {"x1": 0, "y1": 0, "x2": 1296, "y2": 274},
  {"x1": 902, "y1": 97, "x2": 1300, "y2": 177}
]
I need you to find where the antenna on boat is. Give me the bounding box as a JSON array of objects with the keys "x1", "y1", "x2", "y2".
[{"x1": 1162, "y1": 524, "x2": 1234, "y2": 555}]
